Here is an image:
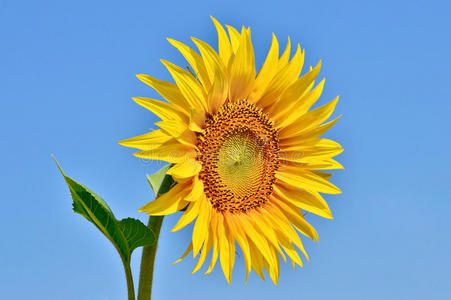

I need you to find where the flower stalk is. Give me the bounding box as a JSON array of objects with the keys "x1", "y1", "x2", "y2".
[{"x1": 137, "y1": 173, "x2": 174, "y2": 300}]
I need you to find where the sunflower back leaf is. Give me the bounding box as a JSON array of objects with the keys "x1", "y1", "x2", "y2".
[
  {"x1": 54, "y1": 157, "x2": 155, "y2": 262},
  {"x1": 146, "y1": 164, "x2": 173, "y2": 195}
]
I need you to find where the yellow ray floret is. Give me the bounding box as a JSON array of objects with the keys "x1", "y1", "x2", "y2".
[{"x1": 120, "y1": 16, "x2": 343, "y2": 284}]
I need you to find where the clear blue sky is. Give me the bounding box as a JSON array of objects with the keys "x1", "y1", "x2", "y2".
[{"x1": 1, "y1": 0, "x2": 450, "y2": 299}]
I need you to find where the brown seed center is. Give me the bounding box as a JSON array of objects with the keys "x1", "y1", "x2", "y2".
[{"x1": 197, "y1": 99, "x2": 280, "y2": 214}]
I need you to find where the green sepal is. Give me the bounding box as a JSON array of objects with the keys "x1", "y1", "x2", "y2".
[{"x1": 146, "y1": 164, "x2": 174, "y2": 195}]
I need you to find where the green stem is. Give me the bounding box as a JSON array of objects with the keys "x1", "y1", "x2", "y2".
[
  {"x1": 137, "y1": 173, "x2": 174, "y2": 300},
  {"x1": 122, "y1": 258, "x2": 136, "y2": 300},
  {"x1": 137, "y1": 216, "x2": 163, "y2": 300}
]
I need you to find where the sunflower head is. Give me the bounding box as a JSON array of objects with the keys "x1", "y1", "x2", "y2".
[{"x1": 119, "y1": 17, "x2": 343, "y2": 284}]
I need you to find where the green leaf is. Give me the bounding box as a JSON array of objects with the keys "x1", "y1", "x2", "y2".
[
  {"x1": 54, "y1": 157, "x2": 155, "y2": 262},
  {"x1": 118, "y1": 218, "x2": 155, "y2": 252},
  {"x1": 146, "y1": 164, "x2": 172, "y2": 195}
]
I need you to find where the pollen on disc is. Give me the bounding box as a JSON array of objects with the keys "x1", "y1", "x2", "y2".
[{"x1": 197, "y1": 99, "x2": 280, "y2": 214}]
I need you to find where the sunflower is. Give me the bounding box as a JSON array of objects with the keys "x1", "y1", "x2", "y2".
[{"x1": 119, "y1": 17, "x2": 343, "y2": 284}]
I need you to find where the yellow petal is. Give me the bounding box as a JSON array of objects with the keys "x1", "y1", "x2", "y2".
[
  {"x1": 265, "y1": 203, "x2": 309, "y2": 260},
  {"x1": 133, "y1": 140, "x2": 195, "y2": 163},
  {"x1": 280, "y1": 241, "x2": 303, "y2": 268},
  {"x1": 205, "y1": 211, "x2": 220, "y2": 275},
  {"x1": 257, "y1": 44, "x2": 304, "y2": 108},
  {"x1": 227, "y1": 214, "x2": 252, "y2": 283},
  {"x1": 280, "y1": 148, "x2": 343, "y2": 165},
  {"x1": 188, "y1": 107, "x2": 206, "y2": 133},
  {"x1": 312, "y1": 170, "x2": 333, "y2": 180},
  {"x1": 265, "y1": 245, "x2": 280, "y2": 285},
  {"x1": 132, "y1": 97, "x2": 186, "y2": 122},
  {"x1": 138, "y1": 182, "x2": 190, "y2": 215},
  {"x1": 161, "y1": 60, "x2": 207, "y2": 112},
  {"x1": 278, "y1": 37, "x2": 291, "y2": 70},
  {"x1": 167, "y1": 159, "x2": 201, "y2": 180},
  {"x1": 237, "y1": 213, "x2": 275, "y2": 270},
  {"x1": 118, "y1": 129, "x2": 172, "y2": 150},
  {"x1": 279, "y1": 116, "x2": 341, "y2": 142},
  {"x1": 276, "y1": 78, "x2": 326, "y2": 130},
  {"x1": 249, "y1": 33, "x2": 279, "y2": 102},
  {"x1": 303, "y1": 158, "x2": 345, "y2": 170},
  {"x1": 192, "y1": 228, "x2": 212, "y2": 274},
  {"x1": 136, "y1": 74, "x2": 190, "y2": 115},
  {"x1": 280, "y1": 137, "x2": 342, "y2": 152},
  {"x1": 184, "y1": 176, "x2": 204, "y2": 202},
  {"x1": 265, "y1": 208, "x2": 304, "y2": 268},
  {"x1": 210, "y1": 16, "x2": 233, "y2": 67},
  {"x1": 225, "y1": 24, "x2": 241, "y2": 54},
  {"x1": 155, "y1": 120, "x2": 197, "y2": 146},
  {"x1": 276, "y1": 165, "x2": 342, "y2": 194},
  {"x1": 171, "y1": 197, "x2": 202, "y2": 232},
  {"x1": 207, "y1": 68, "x2": 228, "y2": 114},
  {"x1": 274, "y1": 199, "x2": 319, "y2": 241},
  {"x1": 225, "y1": 223, "x2": 235, "y2": 284},
  {"x1": 287, "y1": 62, "x2": 322, "y2": 114},
  {"x1": 217, "y1": 213, "x2": 232, "y2": 284},
  {"x1": 273, "y1": 224, "x2": 304, "y2": 268},
  {"x1": 248, "y1": 240, "x2": 265, "y2": 280},
  {"x1": 167, "y1": 38, "x2": 211, "y2": 91},
  {"x1": 191, "y1": 37, "x2": 226, "y2": 85},
  {"x1": 228, "y1": 28, "x2": 255, "y2": 102},
  {"x1": 192, "y1": 195, "x2": 211, "y2": 257},
  {"x1": 173, "y1": 242, "x2": 192, "y2": 264},
  {"x1": 269, "y1": 60, "x2": 321, "y2": 121},
  {"x1": 279, "y1": 96, "x2": 339, "y2": 136},
  {"x1": 227, "y1": 226, "x2": 236, "y2": 283},
  {"x1": 302, "y1": 147, "x2": 344, "y2": 160},
  {"x1": 273, "y1": 183, "x2": 333, "y2": 219},
  {"x1": 250, "y1": 211, "x2": 285, "y2": 262}
]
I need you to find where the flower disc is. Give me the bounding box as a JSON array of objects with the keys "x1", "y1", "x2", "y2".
[{"x1": 198, "y1": 99, "x2": 279, "y2": 213}]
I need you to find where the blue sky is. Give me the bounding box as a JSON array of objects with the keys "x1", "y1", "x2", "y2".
[{"x1": 1, "y1": 0, "x2": 451, "y2": 299}]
